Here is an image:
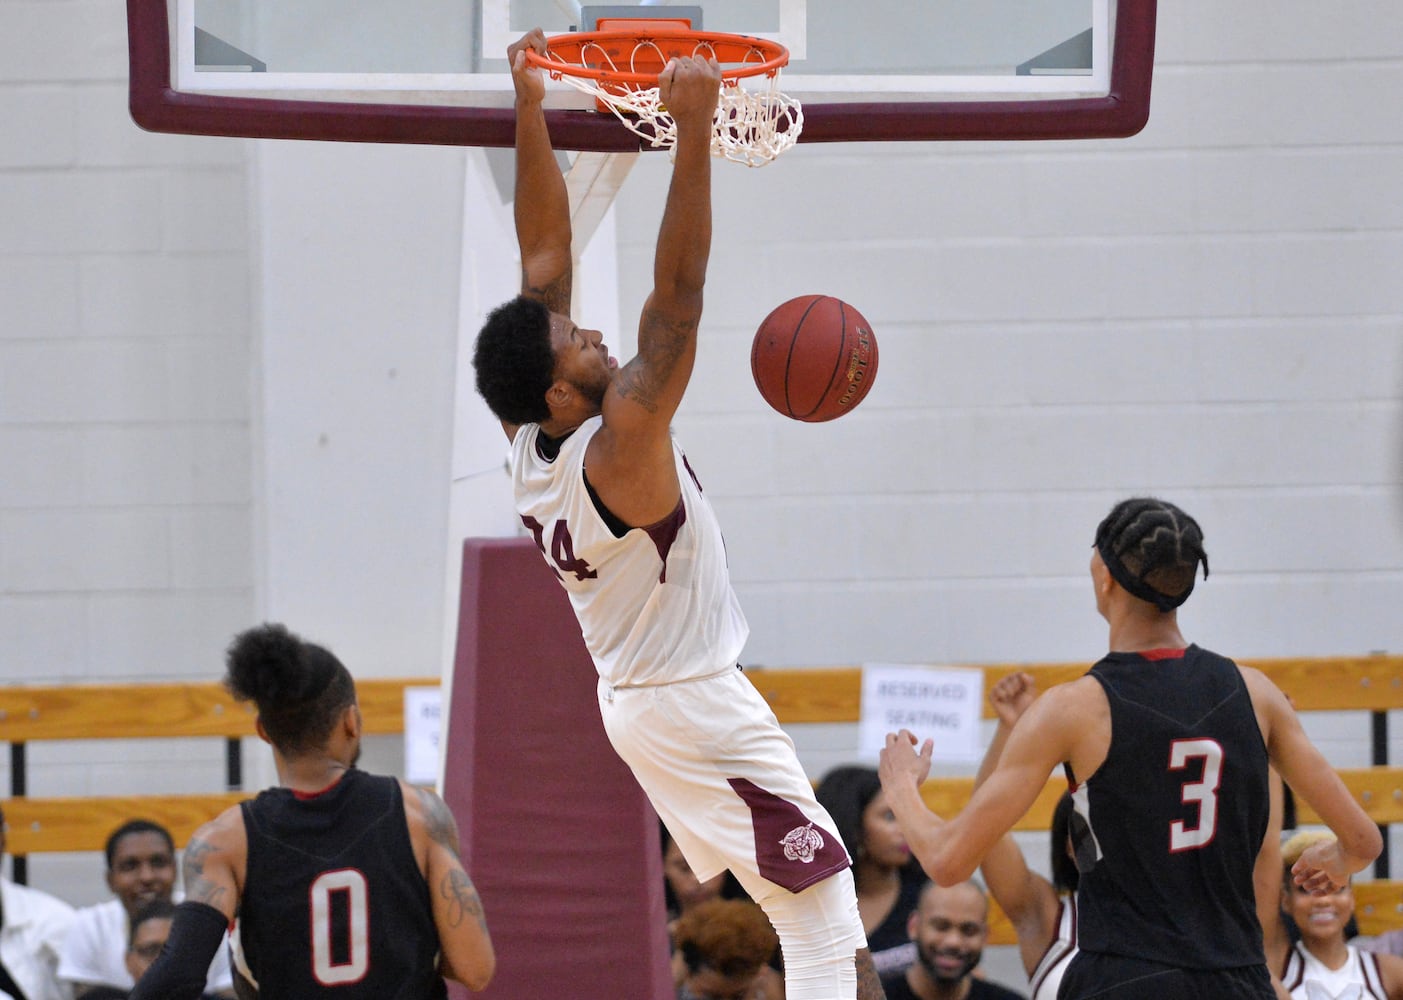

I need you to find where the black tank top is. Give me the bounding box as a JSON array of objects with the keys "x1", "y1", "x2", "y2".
[
  {"x1": 1071, "y1": 645, "x2": 1270, "y2": 969},
  {"x1": 235, "y1": 769, "x2": 446, "y2": 999}
]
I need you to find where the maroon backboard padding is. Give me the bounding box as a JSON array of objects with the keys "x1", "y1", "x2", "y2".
[
  {"x1": 442, "y1": 537, "x2": 672, "y2": 1000},
  {"x1": 127, "y1": 0, "x2": 1156, "y2": 147}
]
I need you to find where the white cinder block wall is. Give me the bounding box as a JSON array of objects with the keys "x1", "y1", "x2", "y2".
[{"x1": 1, "y1": 0, "x2": 1401, "y2": 973}]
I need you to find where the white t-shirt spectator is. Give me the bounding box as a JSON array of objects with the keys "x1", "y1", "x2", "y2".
[
  {"x1": 58, "y1": 899, "x2": 233, "y2": 994},
  {"x1": 0, "y1": 876, "x2": 76, "y2": 1000}
]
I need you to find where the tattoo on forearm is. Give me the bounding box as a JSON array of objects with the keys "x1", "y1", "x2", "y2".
[
  {"x1": 183, "y1": 836, "x2": 228, "y2": 910},
  {"x1": 440, "y1": 869, "x2": 487, "y2": 931}
]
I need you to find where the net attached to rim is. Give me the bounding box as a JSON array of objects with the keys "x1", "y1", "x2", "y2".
[{"x1": 528, "y1": 30, "x2": 804, "y2": 167}]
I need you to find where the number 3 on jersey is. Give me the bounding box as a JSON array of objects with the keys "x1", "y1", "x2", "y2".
[
  {"x1": 521, "y1": 515, "x2": 597, "y2": 581},
  {"x1": 311, "y1": 869, "x2": 369, "y2": 985},
  {"x1": 1168, "y1": 738, "x2": 1223, "y2": 852}
]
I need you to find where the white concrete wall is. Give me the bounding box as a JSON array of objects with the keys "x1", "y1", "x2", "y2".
[{"x1": 1, "y1": 1, "x2": 1401, "y2": 968}]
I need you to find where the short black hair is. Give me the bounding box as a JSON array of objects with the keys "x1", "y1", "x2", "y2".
[
  {"x1": 224, "y1": 623, "x2": 356, "y2": 757},
  {"x1": 105, "y1": 820, "x2": 175, "y2": 871},
  {"x1": 472, "y1": 296, "x2": 556, "y2": 425},
  {"x1": 1094, "y1": 496, "x2": 1209, "y2": 610},
  {"x1": 129, "y1": 898, "x2": 178, "y2": 946}
]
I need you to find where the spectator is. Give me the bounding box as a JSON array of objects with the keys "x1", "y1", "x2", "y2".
[
  {"x1": 816, "y1": 766, "x2": 926, "y2": 977},
  {"x1": 880, "y1": 880, "x2": 1025, "y2": 1000},
  {"x1": 81, "y1": 901, "x2": 220, "y2": 1000},
  {"x1": 673, "y1": 899, "x2": 783, "y2": 1000},
  {"x1": 59, "y1": 820, "x2": 233, "y2": 997},
  {"x1": 0, "y1": 802, "x2": 75, "y2": 1000}
]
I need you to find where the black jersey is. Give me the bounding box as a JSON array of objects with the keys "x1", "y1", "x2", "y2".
[
  {"x1": 1070, "y1": 645, "x2": 1269, "y2": 970},
  {"x1": 233, "y1": 769, "x2": 446, "y2": 1000}
]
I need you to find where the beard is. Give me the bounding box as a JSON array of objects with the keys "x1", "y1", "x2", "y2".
[
  {"x1": 917, "y1": 943, "x2": 982, "y2": 984},
  {"x1": 569, "y1": 371, "x2": 610, "y2": 410}
]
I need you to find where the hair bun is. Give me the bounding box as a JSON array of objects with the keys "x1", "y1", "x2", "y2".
[{"x1": 225, "y1": 622, "x2": 313, "y2": 704}]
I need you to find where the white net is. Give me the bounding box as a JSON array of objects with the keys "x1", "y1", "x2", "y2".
[{"x1": 544, "y1": 37, "x2": 804, "y2": 167}]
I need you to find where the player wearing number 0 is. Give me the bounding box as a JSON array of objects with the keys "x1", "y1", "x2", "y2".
[
  {"x1": 878, "y1": 497, "x2": 1381, "y2": 1000},
  {"x1": 471, "y1": 29, "x2": 882, "y2": 1000},
  {"x1": 129, "y1": 624, "x2": 495, "y2": 1000}
]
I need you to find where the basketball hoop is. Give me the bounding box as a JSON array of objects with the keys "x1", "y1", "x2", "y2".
[{"x1": 526, "y1": 30, "x2": 803, "y2": 167}]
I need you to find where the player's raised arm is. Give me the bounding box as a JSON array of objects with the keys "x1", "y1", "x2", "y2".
[
  {"x1": 602, "y1": 56, "x2": 719, "y2": 439},
  {"x1": 972, "y1": 674, "x2": 1062, "y2": 977},
  {"x1": 511, "y1": 29, "x2": 571, "y2": 316},
  {"x1": 405, "y1": 783, "x2": 495, "y2": 991},
  {"x1": 128, "y1": 807, "x2": 246, "y2": 1000}
]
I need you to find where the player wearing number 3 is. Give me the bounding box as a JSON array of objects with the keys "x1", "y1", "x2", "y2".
[
  {"x1": 471, "y1": 29, "x2": 882, "y2": 1000},
  {"x1": 129, "y1": 624, "x2": 495, "y2": 999},
  {"x1": 879, "y1": 497, "x2": 1381, "y2": 1000}
]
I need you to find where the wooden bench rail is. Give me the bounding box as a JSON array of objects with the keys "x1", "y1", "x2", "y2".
[
  {"x1": 0, "y1": 677, "x2": 439, "y2": 741},
  {"x1": 744, "y1": 654, "x2": 1403, "y2": 723}
]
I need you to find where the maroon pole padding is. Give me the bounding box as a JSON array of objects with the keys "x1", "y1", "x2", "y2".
[{"x1": 442, "y1": 537, "x2": 673, "y2": 1000}]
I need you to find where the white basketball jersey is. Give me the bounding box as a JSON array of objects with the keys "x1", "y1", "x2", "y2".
[
  {"x1": 1028, "y1": 895, "x2": 1078, "y2": 1000},
  {"x1": 1282, "y1": 943, "x2": 1386, "y2": 1000},
  {"x1": 510, "y1": 417, "x2": 749, "y2": 688}
]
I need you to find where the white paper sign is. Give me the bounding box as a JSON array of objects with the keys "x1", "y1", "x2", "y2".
[
  {"x1": 859, "y1": 664, "x2": 984, "y2": 763},
  {"x1": 403, "y1": 686, "x2": 443, "y2": 786}
]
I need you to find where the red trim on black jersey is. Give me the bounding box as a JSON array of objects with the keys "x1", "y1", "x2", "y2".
[{"x1": 1140, "y1": 647, "x2": 1188, "y2": 661}]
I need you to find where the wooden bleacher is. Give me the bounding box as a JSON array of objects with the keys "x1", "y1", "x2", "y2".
[{"x1": 4, "y1": 656, "x2": 1403, "y2": 940}]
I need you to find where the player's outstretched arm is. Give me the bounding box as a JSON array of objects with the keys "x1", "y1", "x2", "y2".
[
  {"x1": 973, "y1": 673, "x2": 1061, "y2": 978},
  {"x1": 881, "y1": 680, "x2": 1081, "y2": 888},
  {"x1": 1245, "y1": 667, "x2": 1382, "y2": 891},
  {"x1": 510, "y1": 29, "x2": 571, "y2": 317},
  {"x1": 406, "y1": 784, "x2": 495, "y2": 991},
  {"x1": 129, "y1": 807, "x2": 246, "y2": 1000}
]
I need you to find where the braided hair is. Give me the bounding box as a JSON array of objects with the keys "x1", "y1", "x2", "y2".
[{"x1": 1094, "y1": 497, "x2": 1209, "y2": 611}]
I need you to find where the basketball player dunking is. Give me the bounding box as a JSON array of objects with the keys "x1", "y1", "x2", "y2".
[{"x1": 471, "y1": 30, "x2": 884, "y2": 1000}]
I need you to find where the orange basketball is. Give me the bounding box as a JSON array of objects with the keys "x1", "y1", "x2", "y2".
[{"x1": 750, "y1": 295, "x2": 878, "y2": 422}]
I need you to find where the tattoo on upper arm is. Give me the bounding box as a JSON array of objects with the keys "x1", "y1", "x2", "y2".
[
  {"x1": 415, "y1": 787, "x2": 463, "y2": 859},
  {"x1": 183, "y1": 836, "x2": 228, "y2": 910},
  {"x1": 614, "y1": 306, "x2": 696, "y2": 413},
  {"x1": 522, "y1": 270, "x2": 572, "y2": 317},
  {"x1": 439, "y1": 868, "x2": 488, "y2": 932}
]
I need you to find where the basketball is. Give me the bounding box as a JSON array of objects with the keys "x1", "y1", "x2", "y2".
[{"x1": 750, "y1": 295, "x2": 878, "y2": 422}]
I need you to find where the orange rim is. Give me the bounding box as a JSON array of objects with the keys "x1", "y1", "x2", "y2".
[{"x1": 526, "y1": 30, "x2": 789, "y2": 87}]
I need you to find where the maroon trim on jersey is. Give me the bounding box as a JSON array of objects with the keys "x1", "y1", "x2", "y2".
[
  {"x1": 1140, "y1": 647, "x2": 1188, "y2": 661},
  {"x1": 642, "y1": 497, "x2": 686, "y2": 584},
  {"x1": 726, "y1": 777, "x2": 850, "y2": 893}
]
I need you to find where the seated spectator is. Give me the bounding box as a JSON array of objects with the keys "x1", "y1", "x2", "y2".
[
  {"x1": 0, "y1": 802, "x2": 75, "y2": 1000},
  {"x1": 82, "y1": 901, "x2": 222, "y2": 1000},
  {"x1": 815, "y1": 765, "x2": 927, "y2": 978},
  {"x1": 1264, "y1": 829, "x2": 1403, "y2": 998},
  {"x1": 880, "y1": 880, "x2": 1026, "y2": 1000},
  {"x1": 672, "y1": 899, "x2": 783, "y2": 1000},
  {"x1": 59, "y1": 820, "x2": 234, "y2": 998}
]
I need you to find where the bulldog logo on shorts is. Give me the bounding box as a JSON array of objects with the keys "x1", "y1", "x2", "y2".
[{"x1": 779, "y1": 823, "x2": 824, "y2": 863}]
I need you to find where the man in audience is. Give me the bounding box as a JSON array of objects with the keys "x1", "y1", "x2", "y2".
[
  {"x1": 673, "y1": 899, "x2": 784, "y2": 1000},
  {"x1": 80, "y1": 900, "x2": 222, "y2": 1000},
  {"x1": 881, "y1": 880, "x2": 1025, "y2": 1000},
  {"x1": 59, "y1": 821, "x2": 233, "y2": 998},
  {"x1": 0, "y1": 802, "x2": 75, "y2": 1000}
]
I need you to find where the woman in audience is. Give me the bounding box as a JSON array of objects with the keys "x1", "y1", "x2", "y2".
[
  {"x1": 815, "y1": 766, "x2": 927, "y2": 977},
  {"x1": 1265, "y1": 828, "x2": 1403, "y2": 998}
]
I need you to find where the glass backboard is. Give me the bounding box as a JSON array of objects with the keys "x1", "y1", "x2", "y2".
[{"x1": 128, "y1": 0, "x2": 1156, "y2": 148}]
